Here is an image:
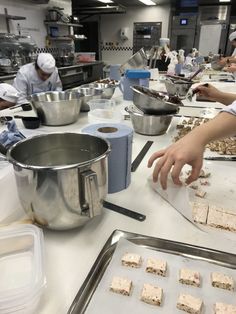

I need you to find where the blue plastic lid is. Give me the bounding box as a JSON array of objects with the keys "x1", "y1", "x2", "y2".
[{"x1": 125, "y1": 69, "x2": 150, "y2": 79}]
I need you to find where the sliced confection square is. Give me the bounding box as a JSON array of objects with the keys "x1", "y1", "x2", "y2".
[
  {"x1": 140, "y1": 283, "x2": 163, "y2": 306},
  {"x1": 179, "y1": 268, "x2": 201, "y2": 287},
  {"x1": 211, "y1": 272, "x2": 234, "y2": 291},
  {"x1": 110, "y1": 276, "x2": 132, "y2": 296},
  {"x1": 177, "y1": 293, "x2": 203, "y2": 314},
  {"x1": 214, "y1": 302, "x2": 236, "y2": 314},
  {"x1": 192, "y1": 202, "x2": 209, "y2": 224},
  {"x1": 207, "y1": 205, "x2": 236, "y2": 232},
  {"x1": 146, "y1": 258, "x2": 167, "y2": 277},
  {"x1": 121, "y1": 252, "x2": 142, "y2": 268},
  {"x1": 195, "y1": 189, "x2": 206, "y2": 198}
]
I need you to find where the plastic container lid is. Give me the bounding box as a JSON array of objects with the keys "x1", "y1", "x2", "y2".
[
  {"x1": 125, "y1": 69, "x2": 150, "y2": 79},
  {"x1": 0, "y1": 224, "x2": 45, "y2": 313}
]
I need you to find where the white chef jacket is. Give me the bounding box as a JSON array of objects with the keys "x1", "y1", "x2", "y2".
[
  {"x1": 221, "y1": 100, "x2": 236, "y2": 116},
  {"x1": 13, "y1": 63, "x2": 62, "y2": 105}
]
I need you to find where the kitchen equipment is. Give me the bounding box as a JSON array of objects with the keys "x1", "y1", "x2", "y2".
[
  {"x1": 131, "y1": 85, "x2": 181, "y2": 115},
  {"x1": 9, "y1": 103, "x2": 32, "y2": 111},
  {"x1": 119, "y1": 48, "x2": 148, "y2": 74},
  {"x1": 68, "y1": 229, "x2": 236, "y2": 314},
  {"x1": 131, "y1": 140, "x2": 153, "y2": 172},
  {"x1": 164, "y1": 77, "x2": 193, "y2": 99},
  {"x1": 103, "y1": 201, "x2": 146, "y2": 221},
  {"x1": 7, "y1": 133, "x2": 110, "y2": 230},
  {"x1": 204, "y1": 156, "x2": 236, "y2": 161},
  {"x1": 119, "y1": 69, "x2": 150, "y2": 101},
  {"x1": 76, "y1": 52, "x2": 96, "y2": 63},
  {"x1": 28, "y1": 91, "x2": 83, "y2": 126},
  {"x1": 125, "y1": 105, "x2": 176, "y2": 136},
  {"x1": 87, "y1": 99, "x2": 122, "y2": 124},
  {"x1": 82, "y1": 124, "x2": 133, "y2": 194},
  {"x1": 109, "y1": 64, "x2": 121, "y2": 81},
  {"x1": 72, "y1": 85, "x2": 104, "y2": 112},
  {"x1": 93, "y1": 82, "x2": 117, "y2": 99},
  {"x1": 14, "y1": 115, "x2": 40, "y2": 129},
  {"x1": 0, "y1": 224, "x2": 45, "y2": 314}
]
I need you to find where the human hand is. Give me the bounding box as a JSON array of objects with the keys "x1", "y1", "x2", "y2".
[
  {"x1": 223, "y1": 64, "x2": 236, "y2": 73},
  {"x1": 218, "y1": 57, "x2": 228, "y2": 66},
  {"x1": 148, "y1": 134, "x2": 205, "y2": 190},
  {"x1": 195, "y1": 83, "x2": 221, "y2": 101}
]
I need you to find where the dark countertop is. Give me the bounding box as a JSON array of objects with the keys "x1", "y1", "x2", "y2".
[{"x1": 0, "y1": 61, "x2": 104, "y2": 81}]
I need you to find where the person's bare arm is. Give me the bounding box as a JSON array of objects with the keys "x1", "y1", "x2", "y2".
[
  {"x1": 196, "y1": 84, "x2": 236, "y2": 105},
  {"x1": 148, "y1": 112, "x2": 236, "y2": 189}
]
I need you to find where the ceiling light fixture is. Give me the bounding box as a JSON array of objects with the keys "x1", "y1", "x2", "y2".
[
  {"x1": 138, "y1": 0, "x2": 156, "y2": 5},
  {"x1": 219, "y1": 0, "x2": 231, "y2": 2},
  {"x1": 98, "y1": 0, "x2": 114, "y2": 3}
]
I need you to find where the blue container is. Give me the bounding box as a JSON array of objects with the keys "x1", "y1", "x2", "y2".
[{"x1": 120, "y1": 69, "x2": 150, "y2": 101}]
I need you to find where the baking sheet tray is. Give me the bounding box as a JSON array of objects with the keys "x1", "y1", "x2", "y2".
[{"x1": 68, "y1": 229, "x2": 236, "y2": 314}]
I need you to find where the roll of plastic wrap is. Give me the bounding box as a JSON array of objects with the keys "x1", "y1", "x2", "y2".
[{"x1": 82, "y1": 123, "x2": 133, "y2": 194}]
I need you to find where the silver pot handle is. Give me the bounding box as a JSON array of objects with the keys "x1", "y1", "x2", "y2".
[{"x1": 81, "y1": 169, "x2": 100, "y2": 218}]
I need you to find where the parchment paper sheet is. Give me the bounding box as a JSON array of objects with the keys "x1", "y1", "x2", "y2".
[
  {"x1": 86, "y1": 238, "x2": 236, "y2": 314},
  {"x1": 149, "y1": 161, "x2": 236, "y2": 241}
]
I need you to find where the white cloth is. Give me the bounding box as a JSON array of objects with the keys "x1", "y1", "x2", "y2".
[
  {"x1": 0, "y1": 83, "x2": 19, "y2": 103},
  {"x1": 232, "y1": 48, "x2": 236, "y2": 57},
  {"x1": 13, "y1": 63, "x2": 62, "y2": 105},
  {"x1": 229, "y1": 31, "x2": 236, "y2": 42},
  {"x1": 37, "y1": 53, "x2": 55, "y2": 73},
  {"x1": 221, "y1": 100, "x2": 236, "y2": 116}
]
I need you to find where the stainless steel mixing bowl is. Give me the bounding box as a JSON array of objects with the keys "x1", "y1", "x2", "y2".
[
  {"x1": 125, "y1": 105, "x2": 176, "y2": 136},
  {"x1": 7, "y1": 132, "x2": 110, "y2": 230},
  {"x1": 71, "y1": 84, "x2": 104, "y2": 112},
  {"x1": 120, "y1": 48, "x2": 148, "y2": 74},
  {"x1": 28, "y1": 91, "x2": 83, "y2": 126},
  {"x1": 131, "y1": 85, "x2": 181, "y2": 115},
  {"x1": 164, "y1": 77, "x2": 193, "y2": 99}
]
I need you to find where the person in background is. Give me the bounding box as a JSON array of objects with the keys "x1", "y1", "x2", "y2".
[
  {"x1": 0, "y1": 83, "x2": 19, "y2": 110},
  {"x1": 13, "y1": 53, "x2": 62, "y2": 105},
  {"x1": 196, "y1": 83, "x2": 236, "y2": 105},
  {"x1": 218, "y1": 31, "x2": 236, "y2": 69},
  {"x1": 148, "y1": 102, "x2": 236, "y2": 190}
]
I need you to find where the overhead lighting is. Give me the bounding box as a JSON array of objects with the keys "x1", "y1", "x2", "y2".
[
  {"x1": 219, "y1": 0, "x2": 231, "y2": 2},
  {"x1": 98, "y1": 0, "x2": 114, "y2": 3},
  {"x1": 138, "y1": 0, "x2": 156, "y2": 5}
]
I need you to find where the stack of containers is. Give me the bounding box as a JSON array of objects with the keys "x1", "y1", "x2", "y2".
[{"x1": 0, "y1": 224, "x2": 45, "y2": 314}]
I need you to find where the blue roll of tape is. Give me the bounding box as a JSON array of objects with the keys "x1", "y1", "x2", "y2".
[{"x1": 82, "y1": 123, "x2": 133, "y2": 194}]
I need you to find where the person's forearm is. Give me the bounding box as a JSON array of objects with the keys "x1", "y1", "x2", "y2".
[
  {"x1": 214, "y1": 91, "x2": 236, "y2": 105},
  {"x1": 185, "y1": 112, "x2": 236, "y2": 146}
]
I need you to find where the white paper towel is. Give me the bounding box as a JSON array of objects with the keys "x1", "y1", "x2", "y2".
[{"x1": 82, "y1": 123, "x2": 133, "y2": 194}]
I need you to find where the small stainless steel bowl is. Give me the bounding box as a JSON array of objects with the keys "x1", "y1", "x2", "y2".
[
  {"x1": 131, "y1": 85, "x2": 181, "y2": 115},
  {"x1": 164, "y1": 78, "x2": 193, "y2": 99},
  {"x1": 125, "y1": 105, "x2": 176, "y2": 136},
  {"x1": 71, "y1": 84, "x2": 104, "y2": 112}
]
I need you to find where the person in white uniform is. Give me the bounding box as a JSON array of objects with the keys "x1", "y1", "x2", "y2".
[
  {"x1": 148, "y1": 103, "x2": 236, "y2": 190},
  {"x1": 0, "y1": 83, "x2": 19, "y2": 110},
  {"x1": 13, "y1": 53, "x2": 62, "y2": 105},
  {"x1": 218, "y1": 31, "x2": 236, "y2": 71}
]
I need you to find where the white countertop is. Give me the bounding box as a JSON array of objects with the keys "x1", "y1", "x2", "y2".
[{"x1": 0, "y1": 80, "x2": 236, "y2": 314}]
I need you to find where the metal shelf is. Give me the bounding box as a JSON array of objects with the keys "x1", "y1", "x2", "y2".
[
  {"x1": 44, "y1": 21, "x2": 83, "y2": 28},
  {"x1": 0, "y1": 8, "x2": 26, "y2": 33}
]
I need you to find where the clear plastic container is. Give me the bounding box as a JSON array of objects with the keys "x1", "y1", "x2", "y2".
[
  {"x1": 87, "y1": 99, "x2": 123, "y2": 124},
  {"x1": 0, "y1": 224, "x2": 45, "y2": 314}
]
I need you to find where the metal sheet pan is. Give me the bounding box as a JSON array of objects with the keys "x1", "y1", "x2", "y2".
[{"x1": 68, "y1": 229, "x2": 236, "y2": 314}]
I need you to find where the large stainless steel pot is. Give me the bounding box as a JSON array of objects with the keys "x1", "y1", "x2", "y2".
[{"x1": 7, "y1": 133, "x2": 110, "y2": 230}]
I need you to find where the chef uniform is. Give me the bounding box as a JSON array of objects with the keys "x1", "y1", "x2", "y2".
[
  {"x1": 0, "y1": 83, "x2": 19, "y2": 110},
  {"x1": 13, "y1": 53, "x2": 62, "y2": 105}
]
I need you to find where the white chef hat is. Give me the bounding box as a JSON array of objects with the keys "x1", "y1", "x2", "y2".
[
  {"x1": 37, "y1": 53, "x2": 56, "y2": 74},
  {"x1": 229, "y1": 31, "x2": 236, "y2": 42},
  {"x1": 0, "y1": 83, "x2": 19, "y2": 103}
]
